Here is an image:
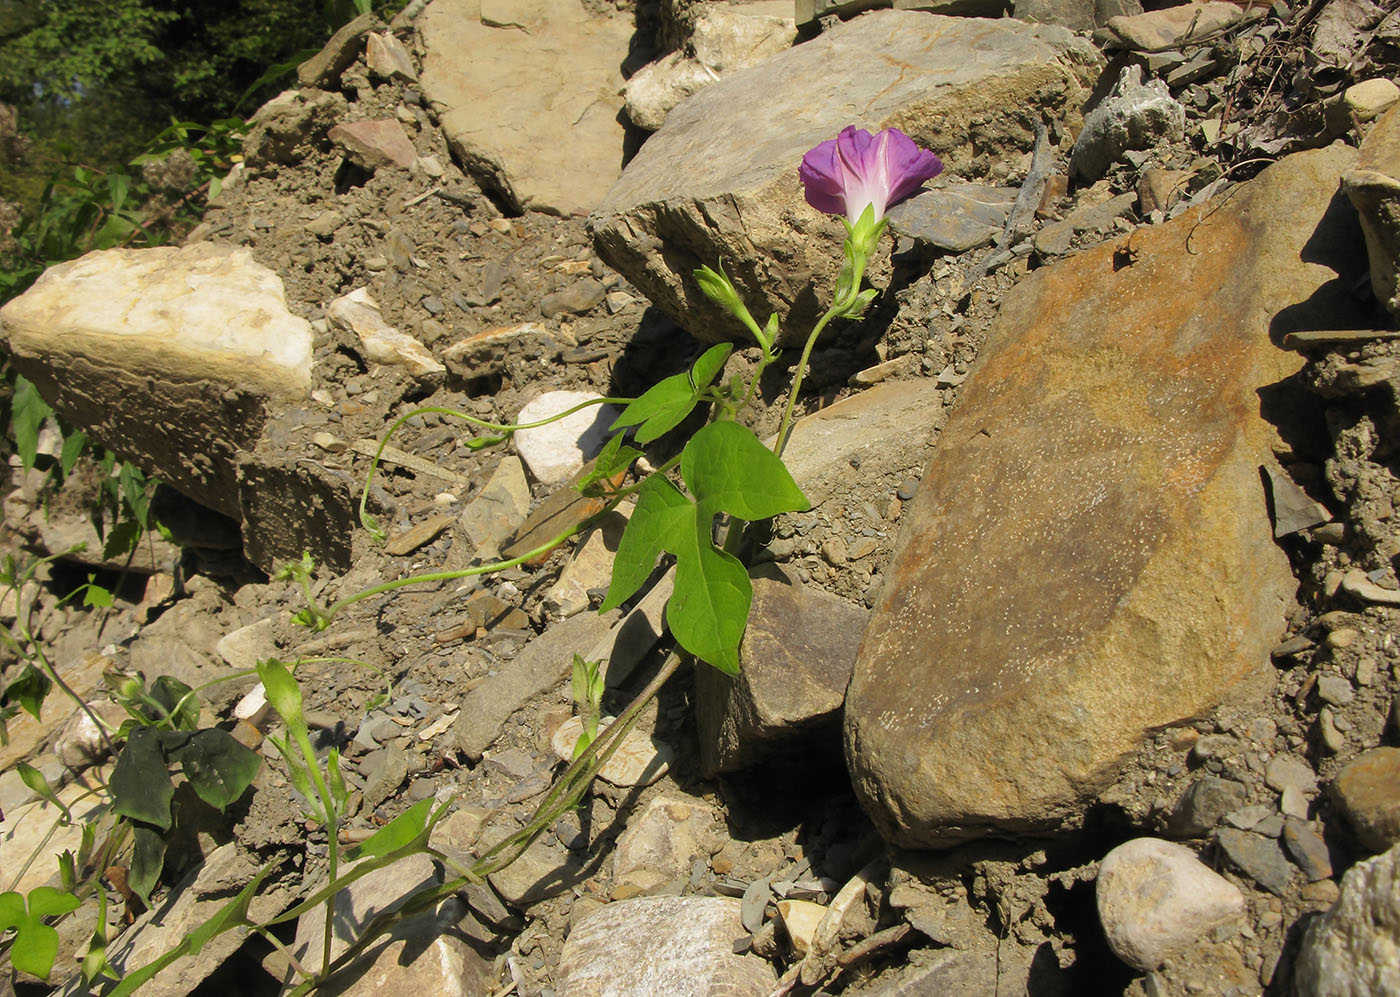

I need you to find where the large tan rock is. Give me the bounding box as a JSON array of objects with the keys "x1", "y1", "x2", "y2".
[
  {"x1": 590, "y1": 11, "x2": 1100, "y2": 345},
  {"x1": 845, "y1": 146, "x2": 1364, "y2": 847},
  {"x1": 0, "y1": 244, "x2": 312, "y2": 518},
  {"x1": 418, "y1": 0, "x2": 634, "y2": 216}
]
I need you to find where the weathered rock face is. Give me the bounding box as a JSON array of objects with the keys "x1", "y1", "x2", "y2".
[
  {"x1": 556, "y1": 896, "x2": 776, "y2": 996},
  {"x1": 623, "y1": 2, "x2": 796, "y2": 131},
  {"x1": 418, "y1": 0, "x2": 635, "y2": 216},
  {"x1": 845, "y1": 146, "x2": 1365, "y2": 847},
  {"x1": 1293, "y1": 842, "x2": 1400, "y2": 997},
  {"x1": 1343, "y1": 104, "x2": 1400, "y2": 315},
  {"x1": 0, "y1": 243, "x2": 312, "y2": 519},
  {"x1": 695, "y1": 564, "x2": 867, "y2": 775},
  {"x1": 590, "y1": 10, "x2": 1101, "y2": 345}
]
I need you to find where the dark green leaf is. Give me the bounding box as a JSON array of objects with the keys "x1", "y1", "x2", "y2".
[
  {"x1": 160, "y1": 729, "x2": 260, "y2": 810},
  {"x1": 599, "y1": 475, "x2": 692, "y2": 613},
  {"x1": 128, "y1": 824, "x2": 166, "y2": 905},
  {"x1": 101, "y1": 517, "x2": 142, "y2": 561},
  {"x1": 344, "y1": 798, "x2": 435, "y2": 862},
  {"x1": 5, "y1": 665, "x2": 52, "y2": 721},
  {"x1": 110, "y1": 727, "x2": 174, "y2": 830}
]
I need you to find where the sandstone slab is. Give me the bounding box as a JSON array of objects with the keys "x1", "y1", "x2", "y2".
[
  {"x1": 557, "y1": 896, "x2": 776, "y2": 997},
  {"x1": 695, "y1": 564, "x2": 867, "y2": 775},
  {"x1": 418, "y1": 0, "x2": 634, "y2": 216},
  {"x1": 0, "y1": 244, "x2": 312, "y2": 519},
  {"x1": 844, "y1": 146, "x2": 1363, "y2": 846},
  {"x1": 591, "y1": 10, "x2": 1100, "y2": 344}
]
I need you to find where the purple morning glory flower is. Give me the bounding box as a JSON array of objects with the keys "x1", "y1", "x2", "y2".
[{"x1": 799, "y1": 126, "x2": 943, "y2": 225}]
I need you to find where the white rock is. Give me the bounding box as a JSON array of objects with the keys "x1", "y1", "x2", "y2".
[
  {"x1": 1070, "y1": 64, "x2": 1185, "y2": 181},
  {"x1": 624, "y1": 3, "x2": 796, "y2": 130},
  {"x1": 1096, "y1": 837, "x2": 1245, "y2": 971},
  {"x1": 233, "y1": 683, "x2": 271, "y2": 727},
  {"x1": 327, "y1": 287, "x2": 445, "y2": 381},
  {"x1": 551, "y1": 714, "x2": 674, "y2": 787},
  {"x1": 612, "y1": 795, "x2": 717, "y2": 885},
  {"x1": 1294, "y1": 842, "x2": 1400, "y2": 997},
  {"x1": 0, "y1": 243, "x2": 312, "y2": 517},
  {"x1": 557, "y1": 896, "x2": 777, "y2": 996},
  {"x1": 513, "y1": 390, "x2": 617, "y2": 485}
]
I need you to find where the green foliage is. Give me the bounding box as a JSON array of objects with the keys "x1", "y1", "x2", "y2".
[
  {"x1": 602, "y1": 421, "x2": 808, "y2": 673},
  {"x1": 570, "y1": 655, "x2": 605, "y2": 760},
  {"x1": 610, "y1": 343, "x2": 733, "y2": 443},
  {"x1": 105, "y1": 674, "x2": 261, "y2": 901},
  {"x1": 0, "y1": 886, "x2": 82, "y2": 979}
]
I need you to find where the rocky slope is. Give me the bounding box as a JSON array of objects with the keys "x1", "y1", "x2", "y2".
[{"x1": 1, "y1": 1, "x2": 1399, "y2": 995}]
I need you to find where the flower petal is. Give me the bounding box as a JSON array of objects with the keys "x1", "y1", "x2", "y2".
[
  {"x1": 880, "y1": 129, "x2": 943, "y2": 208},
  {"x1": 799, "y1": 138, "x2": 848, "y2": 216}
]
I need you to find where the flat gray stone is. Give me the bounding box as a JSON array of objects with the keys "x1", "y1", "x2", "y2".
[
  {"x1": 774, "y1": 379, "x2": 944, "y2": 507},
  {"x1": 1216, "y1": 828, "x2": 1294, "y2": 896},
  {"x1": 591, "y1": 10, "x2": 1100, "y2": 344},
  {"x1": 451, "y1": 610, "x2": 619, "y2": 761},
  {"x1": 887, "y1": 182, "x2": 1019, "y2": 253}
]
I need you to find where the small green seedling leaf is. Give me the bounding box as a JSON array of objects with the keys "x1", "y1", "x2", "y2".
[
  {"x1": 666, "y1": 530, "x2": 750, "y2": 675},
  {"x1": 570, "y1": 655, "x2": 605, "y2": 760},
  {"x1": 344, "y1": 798, "x2": 435, "y2": 862},
  {"x1": 101, "y1": 517, "x2": 142, "y2": 562},
  {"x1": 0, "y1": 886, "x2": 81, "y2": 979},
  {"x1": 109, "y1": 726, "x2": 174, "y2": 830},
  {"x1": 83, "y1": 579, "x2": 114, "y2": 609},
  {"x1": 256, "y1": 658, "x2": 306, "y2": 733},
  {"x1": 576, "y1": 432, "x2": 640, "y2": 494},
  {"x1": 160, "y1": 729, "x2": 261, "y2": 810},
  {"x1": 16, "y1": 762, "x2": 71, "y2": 824}
]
